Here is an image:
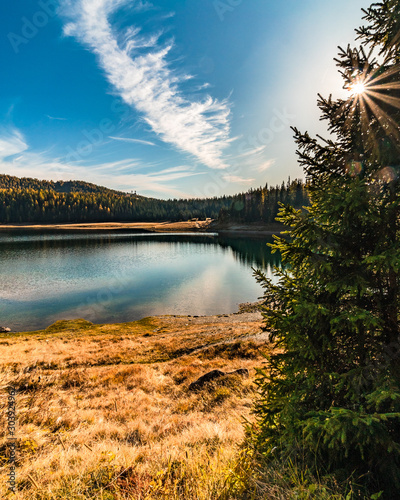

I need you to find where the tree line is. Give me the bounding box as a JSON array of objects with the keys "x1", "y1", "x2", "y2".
[
  {"x1": 0, "y1": 174, "x2": 308, "y2": 224},
  {"x1": 219, "y1": 178, "x2": 308, "y2": 223}
]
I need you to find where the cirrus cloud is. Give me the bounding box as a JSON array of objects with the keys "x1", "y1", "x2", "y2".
[
  {"x1": 62, "y1": 0, "x2": 232, "y2": 169},
  {"x1": 0, "y1": 129, "x2": 28, "y2": 159}
]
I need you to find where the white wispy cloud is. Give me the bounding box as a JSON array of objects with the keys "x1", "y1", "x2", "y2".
[
  {"x1": 61, "y1": 0, "x2": 232, "y2": 169},
  {"x1": 132, "y1": 1, "x2": 154, "y2": 12},
  {"x1": 157, "y1": 165, "x2": 193, "y2": 175},
  {"x1": 0, "y1": 129, "x2": 195, "y2": 198},
  {"x1": 46, "y1": 115, "x2": 68, "y2": 121},
  {"x1": 109, "y1": 136, "x2": 156, "y2": 146},
  {"x1": 257, "y1": 159, "x2": 275, "y2": 172},
  {"x1": 127, "y1": 169, "x2": 204, "y2": 197},
  {"x1": 235, "y1": 145, "x2": 267, "y2": 159},
  {"x1": 0, "y1": 129, "x2": 28, "y2": 159},
  {"x1": 222, "y1": 174, "x2": 255, "y2": 184}
]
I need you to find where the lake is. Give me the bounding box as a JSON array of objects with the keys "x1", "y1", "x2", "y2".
[{"x1": 0, "y1": 231, "x2": 281, "y2": 331}]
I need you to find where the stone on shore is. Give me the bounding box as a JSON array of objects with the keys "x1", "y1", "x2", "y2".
[{"x1": 188, "y1": 368, "x2": 249, "y2": 391}]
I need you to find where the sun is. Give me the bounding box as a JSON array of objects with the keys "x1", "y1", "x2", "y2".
[
  {"x1": 348, "y1": 81, "x2": 366, "y2": 96},
  {"x1": 341, "y1": 60, "x2": 400, "y2": 148}
]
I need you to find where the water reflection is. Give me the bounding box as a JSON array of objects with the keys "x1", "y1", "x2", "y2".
[
  {"x1": 0, "y1": 231, "x2": 281, "y2": 331},
  {"x1": 217, "y1": 235, "x2": 280, "y2": 270},
  {"x1": 0, "y1": 231, "x2": 279, "y2": 267}
]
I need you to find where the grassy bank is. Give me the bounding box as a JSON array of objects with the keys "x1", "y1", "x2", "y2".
[
  {"x1": 0, "y1": 220, "x2": 213, "y2": 233},
  {"x1": 0, "y1": 312, "x2": 269, "y2": 499},
  {"x1": 1, "y1": 312, "x2": 349, "y2": 499},
  {"x1": 0, "y1": 220, "x2": 285, "y2": 236}
]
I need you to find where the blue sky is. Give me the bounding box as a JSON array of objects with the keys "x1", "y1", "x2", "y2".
[{"x1": 0, "y1": 0, "x2": 367, "y2": 198}]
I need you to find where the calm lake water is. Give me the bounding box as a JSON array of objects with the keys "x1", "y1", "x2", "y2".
[{"x1": 0, "y1": 231, "x2": 281, "y2": 331}]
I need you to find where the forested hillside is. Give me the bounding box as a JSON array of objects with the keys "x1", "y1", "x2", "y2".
[
  {"x1": 0, "y1": 174, "x2": 308, "y2": 224},
  {"x1": 0, "y1": 174, "x2": 124, "y2": 195}
]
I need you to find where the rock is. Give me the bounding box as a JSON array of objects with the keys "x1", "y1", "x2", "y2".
[
  {"x1": 238, "y1": 301, "x2": 263, "y2": 313},
  {"x1": 188, "y1": 368, "x2": 249, "y2": 391},
  {"x1": 0, "y1": 327, "x2": 11, "y2": 333},
  {"x1": 227, "y1": 368, "x2": 249, "y2": 377},
  {"x1": 188, "y1": 370, "x2": 225, "y2": 391}
]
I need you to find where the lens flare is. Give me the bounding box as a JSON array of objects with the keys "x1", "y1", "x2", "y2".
[
  {"x1": 349, "y1": 81, "x2": 366, "y2": 96},
  {"x1": 340, "y1": 52, "x2": 400, "y2": 151}
]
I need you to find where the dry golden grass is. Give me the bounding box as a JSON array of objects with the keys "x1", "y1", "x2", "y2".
[
  {"x1": 0, "y1": 220, "x2": 213, "y2": 233},
  {"x1": 0, "y1": 313, "x2": 271, "y2": 499}
]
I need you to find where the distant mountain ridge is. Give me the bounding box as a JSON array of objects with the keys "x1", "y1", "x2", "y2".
[{"x1": 0, "y1": 174, "x2": 128, "y2": 196}]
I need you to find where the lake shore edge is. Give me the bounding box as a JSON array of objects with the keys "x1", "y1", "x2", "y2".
[
  {"x1": 0, "y1": 220, "x2": 285, "y2": 236},
  {"x1": 3, "y1": 300, "x2": 265, "y2": 335}
]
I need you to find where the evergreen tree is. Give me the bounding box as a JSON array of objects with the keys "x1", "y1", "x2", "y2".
[{"x1": 252, "y1": 1, "x2": 400, "y2": 496}]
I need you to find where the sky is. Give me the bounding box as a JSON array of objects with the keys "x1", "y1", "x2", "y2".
[{"x1": 0, "y1": 0, "x2": 368, "y2": 199}]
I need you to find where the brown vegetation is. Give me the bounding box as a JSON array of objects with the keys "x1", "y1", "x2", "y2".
[
  {"x1": 0, "y1": 220, "x2": 213, "y2": 233},
  {"x1": 0, "y1": 312, "x2": 271, "y2": 499}
]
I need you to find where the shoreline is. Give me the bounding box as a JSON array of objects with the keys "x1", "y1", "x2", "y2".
[
  {"x1": 0, "y1": 220, "x2": 212, "y2": 233},
  {"x1": 0, "y1": 220, "x2": 284, "y2": 236},
  {"x1": 3, "y1": 301, "x2": 264, "y2": 335}
]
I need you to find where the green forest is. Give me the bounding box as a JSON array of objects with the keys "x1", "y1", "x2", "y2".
[{"x1": 0, "y1": 174, "x2": 308, "y2": 224}]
